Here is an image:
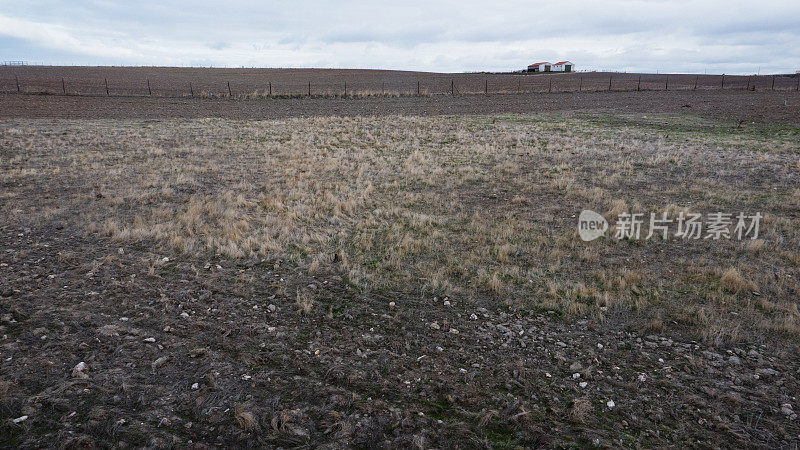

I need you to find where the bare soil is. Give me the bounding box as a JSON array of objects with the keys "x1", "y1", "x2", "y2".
[
  {"x1": 1, "y1": 90, "x2": 799, "y2": 126},
  {"x1": 3, "y1": 226, "x2": 799, "y2": 448},
  {"x1": 1, "y1": 82, "x2": 799, "y2": 448},
  {"x1": 2, "y1": 66, "x2": 798, "y2": 97}
]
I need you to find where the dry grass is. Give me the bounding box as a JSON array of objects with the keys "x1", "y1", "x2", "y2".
[
  {"x1": 1, "y1": 113, "x2": 798, "y2": 343},
  {"x1": 187, "y1": 89, "x2": 427, "y2": 99},
  {"x1": 719, "y1": 267, "x2": 756, "y2": 294},
  {"x1": 234, "y1": 405, "x2": 258, "y2": 431},
  {"x1": 295, "y1": 290, "x2": 314, "y2": 315},
  {"x1": 569, "y1": 397, "x2": 593, "y2": 423}
]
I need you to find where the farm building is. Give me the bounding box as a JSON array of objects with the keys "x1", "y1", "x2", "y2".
[
  {"x1": 552, "y1": 61, "x2": 574, "y2": 72},
  {"x1": 527, "y1": 62, "x2": 552, "y2": 72}
]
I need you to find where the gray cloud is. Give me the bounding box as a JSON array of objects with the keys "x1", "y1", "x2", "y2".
[
  {"x1": 0, "y1": 0, "x2": 798, "y2": 73},
  {"x1": 208, "y1": 41, "x2": 231, "y2": 51}
]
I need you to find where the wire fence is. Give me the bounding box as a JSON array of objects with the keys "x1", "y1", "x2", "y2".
[{"x1": 1, "y1": 70, "x2": 798, "y2": 99}]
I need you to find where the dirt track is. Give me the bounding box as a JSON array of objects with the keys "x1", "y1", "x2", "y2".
[{"x1": 2, "y1": 90, "x2": 800, "y2": 124}]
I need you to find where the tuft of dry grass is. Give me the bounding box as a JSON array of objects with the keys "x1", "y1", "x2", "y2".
[
  {"x1": 719, "y1": 268, "x2": 755, "y2": 294},
  {"x1": 745, "y1": 239, "x2": 765, "y2": 253},
  {"x1": 234, "y1": 405, "x2": 258, "y2": 431},
  {"x1": 295, "y1": 290, "x2": 314, "y2": 315},
  {"x1": 569, "y1": 397, "x2": 592, "y2": 423}
]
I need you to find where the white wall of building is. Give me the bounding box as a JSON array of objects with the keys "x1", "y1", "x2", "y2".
[
  {"x1": 552, "y1": 62, "x2": 574, "y2": 72},
  {"x1": 528, "y1": 62, "x2": 551, "y2": 72}
]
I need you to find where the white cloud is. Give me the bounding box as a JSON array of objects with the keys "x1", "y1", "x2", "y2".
[{"x1": 0, "y1": 1, "x2": 798, "y2": 73}]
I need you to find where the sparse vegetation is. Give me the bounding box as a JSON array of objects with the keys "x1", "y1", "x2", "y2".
[
  {"x1": 5, "y1": 113, "x2": 795, "y2": 340},
  {"x1": 1, "y1": 111, "x2": 799, "y2": 447}
]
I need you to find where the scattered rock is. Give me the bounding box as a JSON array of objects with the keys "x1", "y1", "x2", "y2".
[
  {"x1": 189, "y1": 347, "x2": 208, "y2": 358},
  {"x1": 757, "y1": 368, "x2": 779, "y2": 377},
  {"x1": 71, "y1": 361, "x2": 89, "y2": 379},
  {"x1": 151, "y1": 356, "x2": 169, "y2": 371},
  {"x1": 97, "y1": 325, "x2": 121, "y2": 337}
]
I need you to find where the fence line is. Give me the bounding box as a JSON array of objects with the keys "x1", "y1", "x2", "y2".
[{"x1": 1, "y1": 73, "x2": 798, "y2": 99}]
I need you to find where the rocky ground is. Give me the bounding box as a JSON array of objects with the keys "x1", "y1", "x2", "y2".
[{"x1": 2, "y1": 224, "x2": 799, "y2": 448}]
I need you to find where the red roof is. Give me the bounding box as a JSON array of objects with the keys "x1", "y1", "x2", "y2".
[
  {"x1": 528, "y1": 62, "x2": 550, "y2": 66},
  {"x1": 554, "y1": 61, "x2": 571, "y2": 65}
]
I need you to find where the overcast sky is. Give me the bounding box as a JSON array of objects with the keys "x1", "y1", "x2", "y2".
[{"x1": 1, "y1": 1, "x2": 798, "y2": 74}]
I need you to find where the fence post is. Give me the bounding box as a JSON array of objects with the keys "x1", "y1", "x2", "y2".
[
  {"x1": 796, "y1": 76, "x2": 799, "y2": 91},
  {"x1": 721, "y1": 75, "x2": 724, "y2": 89},
  {"x1": 665, "y1": 75, "x2": 668, "y2": 91},
  {"x1": 608, "y1": 75, "x2": 612, "y2": 91},
  {"x1": 344, "y1": 82, "x2": 347, "y2": 97},
  {"x1": 190, "y1": 82, "x2": 194, "y2": 97},
  {"x1": 771, "y1": 75, "x2": 775, "y2": 91},
  {"x1": 637, "y1": 75, "x2": 641, "y2": 91},
  {"x1": 694, "y1": 75, "x2": 698, "y2": 90},
  {"x1": 548, "y1": 79, "x2": 552, "y2": 93},
  {"x1": 308, "y1": 81, "x2": 311, "y2": 96},
  {"x1": 105, "y1": 78, "x2": 109, "y2": 95},
  {"x1": 147, "y1": 79, "x2": 152, "y2": 96},
  {"x1": 417, "y1": 80, "x2": 420, "y2": 95},
  {"x1": 15, "y1": 75, "x2": 20, "y2": 92},
  {"x1": 451, "y1": 79, "x2": 454, "y2": 95},
  {"x1": 62, "y1": 78, "x2": 66, "y2": 95},
  {"x1": 269, "y1": 82, "x2": 272, "y2": 96},
  {"x1": 485, "y1": 79, "x2": 488, "y2": 95},
  {"x1": 382, "y1": 82, "x2": 385, "y2": 95},
  {"x1": 227, "y1": 81, "x2": 232, "y2": 97}
]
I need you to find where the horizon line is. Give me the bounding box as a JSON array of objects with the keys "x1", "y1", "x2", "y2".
[{"x1": 0, "y1": 63, "x2": 797, "y2": 76}]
